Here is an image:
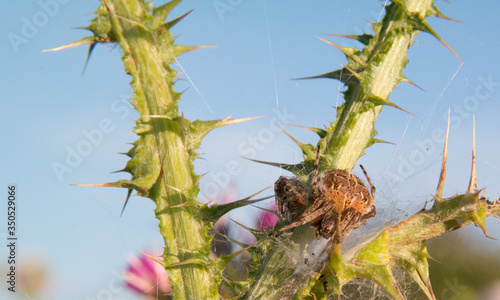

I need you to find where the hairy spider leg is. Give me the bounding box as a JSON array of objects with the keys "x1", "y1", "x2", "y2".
[
  {"x1": 359, "y1": 165, "x2": 376, "y2": 200},
  {"x1": 271, "y1": 196, "x2": 335, "y2": 237},
  {"x1": 334, "y1": 195, "x2": 344, "y2": 243},
  {"x1": 271, "y1": 146, "x2": 325, "y2": 237},
  {"x1": 321, "y1": 208, "x2": 365, "y2": 240},
  {"x1": 310, "y1": 146, "x2": 321, "y2": 201}
]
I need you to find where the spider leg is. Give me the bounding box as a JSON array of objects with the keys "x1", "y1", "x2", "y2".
[
  {"x1": 311, "y1": 146, "x2": 321, "y2": 201},
  {"x1": 335, "y1": 200, "x2": 343, "y2": 243},
  {"x1": 322, "y1": 209, "x2": 365, "y2": 241},
  {"x1": 361, "y1": 205, "x2": 376, "y2": 220},
  {"x1": 359, "y1": 165, "x2": 375, "y2": 200},
  {"x1": 270, "y1": 197, "x2": 334, "y2": 236},
  {"x1": 318, "y1": 209, "x2": 339, "y2": 238}
]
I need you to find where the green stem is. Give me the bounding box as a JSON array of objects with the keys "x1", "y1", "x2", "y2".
[
  {"x1": 246, "y1": 1, "x2": 449, "y2": 298},
  {"x1": 104, "y1": 1, "x2": 217, "y2": 298}
]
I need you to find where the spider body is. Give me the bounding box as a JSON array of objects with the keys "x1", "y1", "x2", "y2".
[
  {"x1": 274, "y1": 176, "x2": 307, "y2": 222},
  {"x1": 271, "y1": 148, "x2": 376, "y2": 243}
]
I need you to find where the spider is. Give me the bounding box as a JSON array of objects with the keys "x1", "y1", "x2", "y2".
[{"x1": 271, "y1": 147, "x2": 376, "y2": 243}]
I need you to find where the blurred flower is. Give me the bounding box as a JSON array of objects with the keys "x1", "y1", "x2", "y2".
[
  {"x1": 256, "y1": 203, "x2": 278, "y2": 232},
  {"x1": 480, "y1": 281, "x2": 500, "y2": 300},
  {"x1": 124, "y1": 250, "x2": 171, "y2": 300},
  {"x1": 18, "y1": 257, "x2": 47, "y2": 296},
  {"x1": 218, "y1": 182, "x2": 237, "y2": 205}
]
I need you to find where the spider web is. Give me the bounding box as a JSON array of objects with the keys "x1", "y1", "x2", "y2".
[
  {"x1": 176, "y1": 1, "x2": 481, "y2": 299},
  {"x1": 246, "y1": 2, "x2": 468, "y2": 299}
]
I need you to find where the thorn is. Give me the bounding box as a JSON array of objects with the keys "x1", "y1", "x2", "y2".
[
  {"x1": 136, "y1": 250, "x2": 166, "y2": 268},
  {"x1": 372, "y1": 138, "x2": 395, "y2": 145},
  {"x1": 223, "y1": 234, "x2": 251, "y2": 249},
  {"x1": 276, "y1": 125, "x2": 311, "y2": 155},
  {"x1": 219, "y1": 240, "x2": 260, "y2": 263},
  {"x1": 41, "y1": 36, "x2": 99, "y2": 52},
  {"x1": 436, "y1": 108, "x2": 450, "y2": 199},
  {"x1": 234, "y1": 187, "x2": 272, "y2": 203},
  {"x1": 293, "y1": 69, "x2": 349, "y2": 83},
  {"x1": 289, "y1": 124, "x2": 327, "y2": 138},
  {"x1": 316, "y1": 36, "x2": 356, "y2": 56},
  {"x1": 276, "y1": 125, "x2": 299, "y2": 143},
  {"x1": 342, "y1": 64, "x2": 362, "y2": 80},
  {"x1": 467, "y1": 115, "x2": 477, "y2": 193},
  {"x1": 161, "y1": 9, "x2": 193, "y2": 30},
  {"x1": 433, "y1": 7, "x2": 465, "y2": 24},
  {"x1": 120, "y1": 189, "x2": 133, "y2": 216},
  {"x1": 400, "y1": 77, "x2": 425, "y2": 91},
  {"x1": 219, "y1": 115, "x2": 264, "y2": 126},
  {"x1": 480, "y1": 227, "x2": 497, "y2": 240},
  {"x1": 209, "y1": 188, "x2": 273, "y2": 219},
  {"x1": 164, "y1": 257, "x2": 207, "y2": 268},
  {"x1": 71, "y1": 181, "x2": 149, "y2": 195},
  {"x1": 436, "y1": 14, "x2": 464, "y2": 24},
  {"x1": 146, "y1": 114, "x2": 262, "y2": 126},
  {"x1": 426, "y1": 254, "x2": 440, "y2": 264},
  {"x1": 324, "y1": 33, "x2": 373, "y2": 45},
  {"x1": 242, "y1": 157, "x2": 287, "y2": 169},
  {"x1": 431, "y1": 194, "x2": 443, "y2": 203},
  {"x1": 101, "y1": 0, "x2": 111, "y2": 11},
  {"x1": 239, "y1": 195, "x2": 274, "y2": 206},
  {"x1": 102, "y1": 0, "x2": 152, "y2": 33},
  {"x1": 424, "y1": 278, "x2": 437, "y2": 300},
  {"x1": 251, "y1": 205, "x2": 277, "y2": 215},
  {"x1": 230, "y1": 218, "x2": 262, "y2": 235},
  {"x1": 111, "y1": 168, "x2": 128, "y2": 173},
  {"x1": 418, "y1": 20, "x2": 463, "y2": 62},
  {"x1": 367, "y1": 95, "x2": 413, "y2": 115},
  {"x1": 168, "y1": 200, "x2": 200, "y2": 209},
  {"x1": 71, "y1": 182, "x2": 116, "y2": 187},
  {"x1": 164, "y1": 183, "x2": 184, "y2": 193},
  {"x1": 82, "y1": 42, "x2": 97, "y2": 75}
]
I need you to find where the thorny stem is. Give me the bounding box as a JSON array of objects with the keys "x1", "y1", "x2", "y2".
[
  {"x1": 244, "y1": 1, "x2": 496, "y2": 299},
  {"x1": 56, "y1": 0, "x2": 500, "y2": 299}
]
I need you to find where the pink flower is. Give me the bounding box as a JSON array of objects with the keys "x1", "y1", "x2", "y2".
[
  {"x1": 257, "y1": 203, "x2": 278, "y2": 232},
  {"x1": 124, "y1": 250, "x2": 171, "y2": 300}
]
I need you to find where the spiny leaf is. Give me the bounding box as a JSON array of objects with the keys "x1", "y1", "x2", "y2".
[
  {"x1": 202, "y1": 187, "x2": 273, "y2": 221},
  {"x1": 187, "y1": 116, "x2": 262, "y2": 158},
  {"x1": 151, "y1": 0, "x2": 182, "y2": 28},
  {"x1": 158, "y1": 9, "x2": 193, "y2": 31}
]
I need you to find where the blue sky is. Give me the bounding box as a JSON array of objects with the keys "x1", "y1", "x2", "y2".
[{"x1": 1, "y1": 1, "x2": 500, "y2": 299}]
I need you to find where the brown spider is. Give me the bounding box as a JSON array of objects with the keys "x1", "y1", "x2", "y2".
[
  {"x1": 271, "y1": 147, "x2": 376, "y2": 243},
  {"x1": 274, "y1": 176, "x2": 307, "y2": 223}
]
